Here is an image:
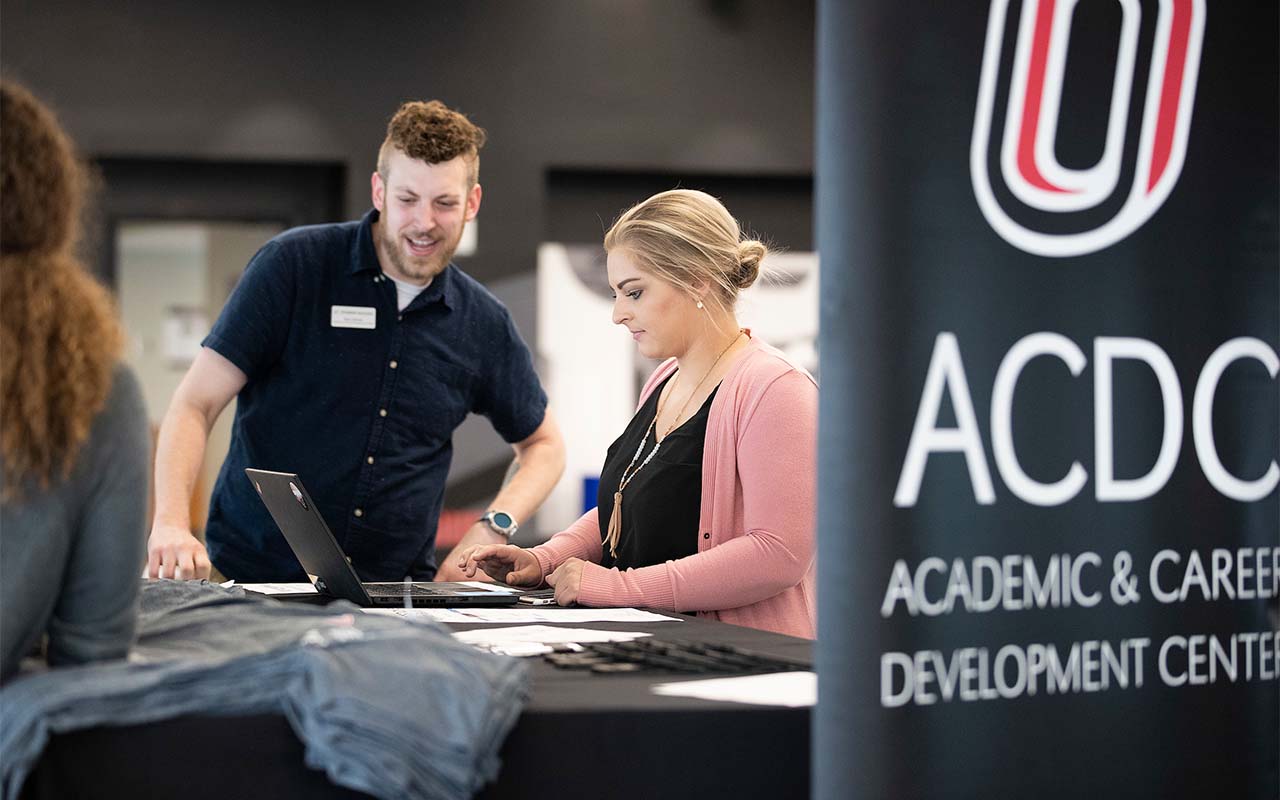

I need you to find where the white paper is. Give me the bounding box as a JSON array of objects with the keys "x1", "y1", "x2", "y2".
[
  {"x1": 481, "y1": 641, "x2": 569, "y2": 657},
  {"x1": 363, "y1": 607, "x2": 470, "y2": 623},
  {"x1": 452, "y1": 625, "x2": 652, "y2": 656},
  {"x1": 361, "y1": 606, "x2": 680, "y2": 626},
  {"x1": 453, "y1": 581, "x2": 521, "y2": 594},
  {"x1": 651, "y1": 671, "x2": 816, "y2": 707},
  {"x1": 428, "y1": 607, "x2": 680, "y2": 624},
  {"x1": 240, "y1": 582, "x2": 318, "y2": 595},
  {"x1": 452, "y1": 625, "x2": 652, "y2": 645}
]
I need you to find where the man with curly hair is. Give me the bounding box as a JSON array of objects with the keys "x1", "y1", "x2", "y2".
[{"x1": 146, "y1": 100, "x2": 564, "y2": 584}]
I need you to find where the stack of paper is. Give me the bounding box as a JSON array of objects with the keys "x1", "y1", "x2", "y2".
[
  {"x1": 451, "y1": 625, "x2": 653, "y2": 657},
  {"x1": 651, "y1": 672, "x2": 817, "y2": 707},
  {"x1": 363, "y1": 607, "x2": 679, "y2": 624},
  {"x1": 239, "y1": 582, "x2": 318, "y2": 595}
]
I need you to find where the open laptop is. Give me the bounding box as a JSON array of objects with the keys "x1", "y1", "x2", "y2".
[{"x1": 245, "y1": 468, "x2": 520, "y2": 607}]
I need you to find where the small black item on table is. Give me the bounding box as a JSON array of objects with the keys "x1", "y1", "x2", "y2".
[{"x1": 544, "y1": 636, "x2": 812, "y2": 676}]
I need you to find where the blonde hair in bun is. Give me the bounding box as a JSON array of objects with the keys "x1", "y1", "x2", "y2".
[
  {"x1": 604, "y1": 189, "x2": 769, "y2": 311},
  {"x1": 735, "y1": 240, "x2": 767, "y2": 289}
]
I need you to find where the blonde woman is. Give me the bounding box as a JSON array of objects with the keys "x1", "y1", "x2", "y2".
[
  {"x1": 461, "y1": 189, "x2": 816, "y2": 638},
  {"x1": 0, "y1": 82, "x2": 149, "y2": 681}
]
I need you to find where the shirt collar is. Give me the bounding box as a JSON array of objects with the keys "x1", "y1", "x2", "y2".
[
  {"x1": 352, "y1": 208, "x2": 455, "y2": 311},
  {"x1": 350, "y1": 208, "x2": 383, "y2": 276},
  {"x1": 409, "y1": 262, "x2": 455, "y2": 311}
]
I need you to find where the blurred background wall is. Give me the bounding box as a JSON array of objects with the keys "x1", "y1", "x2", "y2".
[{"x1": 0, "y1": 0, "x2": 816, "y2": 536}]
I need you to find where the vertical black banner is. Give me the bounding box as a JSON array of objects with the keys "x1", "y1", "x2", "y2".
[{"x1": 816, "y1": 2, "x2": 1279, "y2": 798}]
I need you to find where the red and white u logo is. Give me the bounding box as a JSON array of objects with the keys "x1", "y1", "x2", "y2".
[{"x1": 971, "y1": 0, "x2": 1205, "y2": 257}]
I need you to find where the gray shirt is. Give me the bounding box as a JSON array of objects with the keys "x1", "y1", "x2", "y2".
[{"x1": 1, "y1": 365, "x2": 149, "y2": 682}]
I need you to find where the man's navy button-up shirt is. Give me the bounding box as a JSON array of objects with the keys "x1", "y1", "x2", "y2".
[{"x1": 201, "y1": 209, "x2": 547, "y2": 582}]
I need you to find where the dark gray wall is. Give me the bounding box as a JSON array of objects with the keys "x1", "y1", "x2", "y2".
[
  {"x1": 1, "y1": 0, "x2": 814, "y2": 283},
  {"x1": 1, "y1": 0, "x2": 815, "y2": 509}
]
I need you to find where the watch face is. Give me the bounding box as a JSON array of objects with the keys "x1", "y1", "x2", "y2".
[{"x1": 491, "y1": 512, "x2": 513, "y2": 529}]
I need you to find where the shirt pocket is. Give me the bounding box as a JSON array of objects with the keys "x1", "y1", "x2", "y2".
[{"x1": 402, "y1": 357, "x2": 475, "y2": 445}]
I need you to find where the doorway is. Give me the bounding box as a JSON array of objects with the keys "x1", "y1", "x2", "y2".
[{"x1": 91, "y1": 157, "x2": 344, "y2": 535}]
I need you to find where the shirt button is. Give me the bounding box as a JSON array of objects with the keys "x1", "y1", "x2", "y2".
[
  {"x1": 379, "y1": 409, "x2": 388, "y2": 417},
  {"x1": 366, "y1": 456, "x2": 374, "y2": 464},
  {"x1": 703, "y1": 532, "x2": 710, "y2": 540},
  {"x1": 354, "y1": 508, "x2": 364, "y2": 518},
  {"x1": 389, "y1": 360, "x2": 398, "y2": 369}
]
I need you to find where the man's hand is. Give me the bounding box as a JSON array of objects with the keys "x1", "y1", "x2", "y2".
[
  {"x1": 456, "y1": 543, "x2": 544, "y2": 587},
  {"x1": 149, "y1": 347, "x2": 243, "y2": 583},
  {"x1": 146, "y1": 523, "x2": 212, "y2": 580},
  {"x1": 545, "y1": 557, "x2": 585, "y2": 606}
]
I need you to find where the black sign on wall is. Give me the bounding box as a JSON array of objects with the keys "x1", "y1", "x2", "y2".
[{"x1": 816, "y1": 2, "x2": 1278, "y2": 798}]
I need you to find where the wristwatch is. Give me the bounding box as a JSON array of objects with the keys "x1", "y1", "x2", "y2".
[{"x1": 479, "y1": 510, "x2": 519, "y2": 540}]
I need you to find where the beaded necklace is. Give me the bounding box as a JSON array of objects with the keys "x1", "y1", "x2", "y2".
[{"x1": 604, "y1": 330, "x2": 744, "y2": 558}]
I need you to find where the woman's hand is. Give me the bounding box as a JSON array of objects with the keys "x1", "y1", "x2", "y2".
[
  {"x1": 545, "y1": 558, "x2": 585, "y2": 606},
  {"x1": 456, "y1": 544, "x2": 544, "y2": 587}
]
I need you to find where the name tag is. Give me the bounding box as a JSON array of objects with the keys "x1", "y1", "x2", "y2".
[{"x1": 331, "y1": 305, "x2": 377, "y2": 330}]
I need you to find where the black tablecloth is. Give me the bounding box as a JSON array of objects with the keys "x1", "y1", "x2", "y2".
[{"x1": 20, "y1": 611, "x2": 812, "y2": 800}]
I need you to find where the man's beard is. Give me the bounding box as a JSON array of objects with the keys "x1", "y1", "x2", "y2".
[{"x1": 380, "y1": 224, "x2": 463, "y2": 283}]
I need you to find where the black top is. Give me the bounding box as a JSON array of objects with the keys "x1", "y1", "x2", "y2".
[
  {"x1": 201, "y1": 209, "x2": 548, "y2": 582},
  {"x1": 597, "y1": 374, "x2": 718, "y2": 570}
]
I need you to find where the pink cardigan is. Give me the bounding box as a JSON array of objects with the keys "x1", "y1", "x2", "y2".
[{"x1": 531, "y1": 336, "x2": 818, "y2": 638}]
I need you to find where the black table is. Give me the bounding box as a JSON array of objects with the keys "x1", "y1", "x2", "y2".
[{"x1": 21, "y1": 611, "x2": 812, "y2": 800}]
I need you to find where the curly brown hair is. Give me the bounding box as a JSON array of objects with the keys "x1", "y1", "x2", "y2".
[
  {"x1": 1, "y1": 81, "x2": 123, "y2": 495},
  {"x1": 376, "y1": 100, "x2": 487, "y2": 187}
]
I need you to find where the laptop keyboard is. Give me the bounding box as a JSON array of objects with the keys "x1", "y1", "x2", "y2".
[{"x1": 364, "y1": 583, "x2": 445, "y2": 597}]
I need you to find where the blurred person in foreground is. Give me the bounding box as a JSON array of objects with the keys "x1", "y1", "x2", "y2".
[
  {"x1": 1, "y1": 81, "x2": 150, "y2": 682},
  {"x1": 461, "y1": 190, "x2": 817, "y2": 638},
  {"x1": 145, "y1": 100, "x2": 563, "y2": 583}
]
